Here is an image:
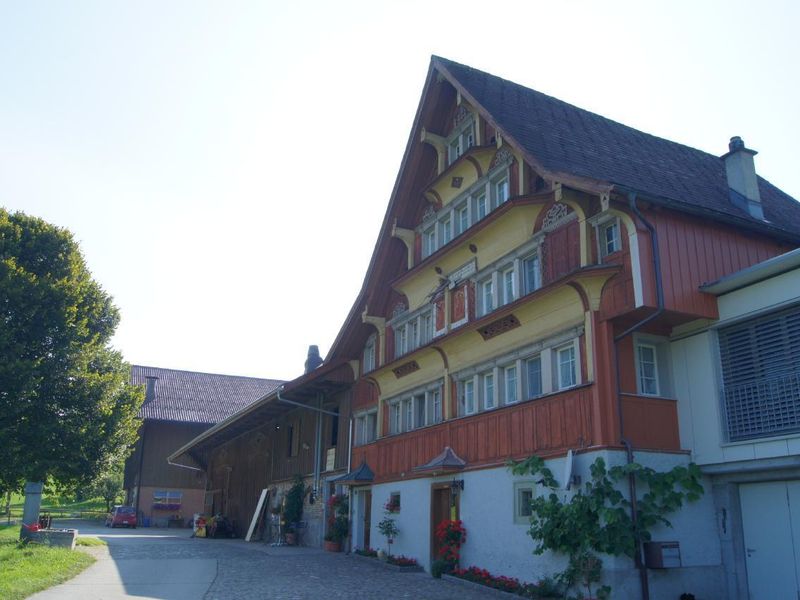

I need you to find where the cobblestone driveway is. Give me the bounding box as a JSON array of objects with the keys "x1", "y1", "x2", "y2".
[{"x1": 48, "y1": 521, "x2": 498, "y2": 599}]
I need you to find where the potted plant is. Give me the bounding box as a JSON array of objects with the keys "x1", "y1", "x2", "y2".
[
  {"x1": 283, "y1": 476, "x2": 305, "y2": 545},
  {"x1": 377, "y1": 507, "x2": 399, "y2": 556},
  {"x1": 324, "y1": 493, "x2": 349, "y2": 552}
]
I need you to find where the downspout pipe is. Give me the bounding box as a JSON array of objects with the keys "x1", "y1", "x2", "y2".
[{"x1": 612, "y1": 191, "x2": 665, "y2": 600}]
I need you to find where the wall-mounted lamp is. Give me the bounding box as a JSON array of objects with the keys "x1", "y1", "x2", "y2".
[
  {"x1": 450, "y1": 479, "x2": 464, "y2": 494},
  {"x1": 468, "y1": 244, "x2": 478, "y2": 254}
]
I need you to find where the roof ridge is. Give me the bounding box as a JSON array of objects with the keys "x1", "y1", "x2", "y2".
[
  {"x1": 131, "y1": 364, "x2": 285, "y2": 383},
  {"x1": 432, "y1": 55, "x2": 727, "y2": 164}
]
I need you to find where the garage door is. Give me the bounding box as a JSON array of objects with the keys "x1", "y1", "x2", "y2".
[{"x1": 739, "y1": 481, "x2": 800, "y2": 599}]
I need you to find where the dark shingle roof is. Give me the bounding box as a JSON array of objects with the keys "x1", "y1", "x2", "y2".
[
  {"x1": 435, "y1": 57, "x2": 800, "y2": 238},
  {"x1": 131, "y1": 365, "x2": 284, "y2": 425}
]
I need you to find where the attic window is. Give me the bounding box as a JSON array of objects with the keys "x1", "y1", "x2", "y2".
[{"x1": 448, "y1": 117, "x2": 475, "y2": 165}]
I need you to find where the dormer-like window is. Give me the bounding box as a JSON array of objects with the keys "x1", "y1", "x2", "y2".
[{"x1": 448, "y1": 119, "x2": 475, "y2": 165}]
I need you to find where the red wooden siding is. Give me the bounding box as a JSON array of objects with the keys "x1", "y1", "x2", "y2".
[
  {"x1": 451, "y1": 283, "x2": 467, "y2": 322},
  {"x1": 652, "y1": 208, "x2": 791, "y2": 319},
  {"x1": 352, "y1": 386, "x2": 594, "y2": 482},
  {"x1": 541, "y1": 219, "x2": 582, "y2": 285},
  {"x1": 620, "y1": 394, "x2": 680, "y2": 451},
  {"x1": 352, "y1": 378, "x2": 378, "y2": 412}
]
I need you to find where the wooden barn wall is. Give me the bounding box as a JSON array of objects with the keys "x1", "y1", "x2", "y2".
[
  {"x1": 541, "y1": 219, "x2": 582, "y2": 285},
  {"x1": 351, "y1": 385, "x2": 594, "y2": 482},
  {"x1": 140, "y1": 421, "x2": 210, "y2": 489},
  {"x1": 651, "y1": 208, "x2": 793, "y2": 319},
  {"x1": 352, "y1": 378, "x2": 379, "y2": 412},
  {"x1": 620, "y1": 394, "x2": 680, "y2": 451}
]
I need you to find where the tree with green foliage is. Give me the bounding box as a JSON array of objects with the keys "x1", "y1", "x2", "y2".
[
  {"x1": 0, "y1": 208, "x2": 143, "y2": 495},
  {"x1": 91, "y1": 467, "x2": 125, "y2": 513}
]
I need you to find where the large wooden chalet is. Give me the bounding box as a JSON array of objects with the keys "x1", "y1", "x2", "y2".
[{"x1": 170, "y1": 57, "x2": 800, "y2": 598}]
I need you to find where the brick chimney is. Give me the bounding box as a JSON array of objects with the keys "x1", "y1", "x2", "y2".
[
  {"x1": 722, "y1": 136, "x2": 764, "y2": 220},
  {"x1": 304, "y1": 345, "x2": 323, "y2": 374}
]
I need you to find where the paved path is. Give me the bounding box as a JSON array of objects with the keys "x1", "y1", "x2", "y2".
[{"x1": 30, "y1": 520, "x2": 497, "y2": 599}]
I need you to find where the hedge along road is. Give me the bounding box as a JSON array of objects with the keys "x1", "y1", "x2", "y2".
[{"x1": 28, "y1": 519, "x2": 499, "y2": 599}]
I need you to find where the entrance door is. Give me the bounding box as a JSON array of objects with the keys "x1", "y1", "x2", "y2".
[
  {"x1": 363, "y1": 490, "x2": 372, "y2": 549},
  {"x1": 740, "y1": 481, "x2": 800, "y2": 599},
  {"x1": 431, "y1": 485, "x2": 458, "y2": 562}
]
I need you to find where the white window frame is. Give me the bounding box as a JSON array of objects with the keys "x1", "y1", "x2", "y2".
[
  {"x1": 522, "y1": 253, "x2": 541, "y2": 296},
  {"x1": 355, "y1": 410, "x2": 378, "y2": 446},
  {"x1": 636, "y1": 343, "x2": 660, "y2": 396},
  {"x1": 460, "y1": 378, "x2": 476, "y2": 415},
  {"x1": 501, "y1": 265, "x2": 516, "y2": 306},
  {"x1": 504, "y1": 364, "x2": 519, "y2": 404},
  {"x1": 600, "y1": 219, "x2": 621, "y2": 257},
  {"x1": 363, "y1": 334, "x2": 376, "y2": 374},
  {"x1": 555, "y1": 342, "x2": 578, "y2": 390},
  {"x1": 456, "y1": 202, "x2": 470, "y2": 236},
  {"x1": 447, "y1": 118, "x2": 476, "y2": 165},
  {"x1": 494, "y1": 175, "x2": 510, "y2": 206},
  {"x1": 525, "y1": 355, "x2": 543, "y2": 400},
  {"x1": 483, "y1": 371, "x2": 496, "y2": 410},
  {"x1": 479, "y1": 275, "x2": 495, "y2": 317},
  {"x1": 390, "y1": 403, "x2": 401, "y2": 435},
  {"x1": 513, "y1": 481, "x2": 535, "y2": 524}
]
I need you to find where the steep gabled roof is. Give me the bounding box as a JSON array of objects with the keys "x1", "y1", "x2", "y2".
[
  {"x1": 131, "y1": 365, "x2": 284, "y2": 425},
  {"x1": 434, "y1": 56, "x2": 800, "y2": 237},
  {"x1": 327, "y1": 56, "x2": 800, "y2": 362}
]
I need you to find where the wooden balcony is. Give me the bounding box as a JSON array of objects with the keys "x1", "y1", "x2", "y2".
[{"x1": 352, "y1": 385, "x2": 594, "y2": 483}]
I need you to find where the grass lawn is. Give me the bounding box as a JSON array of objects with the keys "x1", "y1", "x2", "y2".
[
  {"x1": 0, "y1": 525, "x2": 95, "y2": 600},
  {"x1": 4, "y1": 494, "x2": 108, "y2": 520}
]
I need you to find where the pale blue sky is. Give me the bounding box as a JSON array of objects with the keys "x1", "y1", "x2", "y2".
[{"x1": 2, "y1": 1, "x2": 798, "y2": 380}]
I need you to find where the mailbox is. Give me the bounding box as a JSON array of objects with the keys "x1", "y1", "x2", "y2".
[{"x1": 643, "y1": 541, "x2": 682, "y2": 569}]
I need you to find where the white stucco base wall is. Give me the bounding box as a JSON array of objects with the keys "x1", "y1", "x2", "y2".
[{"x1": 354, "y1": 448, "x2": 726, "y2": 599}]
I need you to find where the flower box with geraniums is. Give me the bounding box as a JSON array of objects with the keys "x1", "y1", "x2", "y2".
[
  {"x1": 444, "y1": 566, "x2": 562, "y2": 599},
  {"x1": 433, "y1": 519, "x2": 466, "y2": 574},
  {"x1": 323, "y1": 493, "x2": 349, "y2": 552}
]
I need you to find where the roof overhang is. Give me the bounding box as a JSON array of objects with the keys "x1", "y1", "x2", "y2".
[
  {"x1": 167, "y1": 360, "x2": 355, "y2": 467},
  {"x1": 701, "y1": 247, "x2": 800, "y2": 295}
]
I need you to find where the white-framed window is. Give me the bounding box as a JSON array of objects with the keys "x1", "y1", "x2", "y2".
[
  {"x1": 456, "y1": 203, "x2": 470, "y2": 236},
  {"x1": 483, "y1": 372, "x2": 496, "y2": 409},
  {"x1": 479, "y1": 277, "x2": 494, "y2": 316},
  {"x1": 460, "y1": 379, "x2": 476, "y2": 415},
  {"x1": 355, "y1": 411, "x2": 378, "y2": 446},
  {"x1": 395, "y1": 325, "x2": 407, "y2": 358},
  {"x1": 513, "y1": 482, "x2": 535, "y2": 524},
  {"x1": 556, "y1": 343, "x2": 577, "y2": 390},
  {"x1": 421, "y1": 313, "x2": 433, "y2": 345},
  {"x1": 439, "y1": 215, "x2": 452, "y2": 246},
  {"x1": 600, "y1": 219, "x2": 621, "y2": 257},
  {"x1": 412, "y1": 394, "x2": 424, "y2": 428},
  {"x1": 363, "y1": 334, "x2": 376, "y2": 374},
  {"x1": 504, "y1": 365, "x2": 518, "y2": 404},
  {"x1": 447, "y1": 119, "x2": 475, "y2": 165},
  {"x1": 431, "y1": 389, "x2": 443, "y2": 424},
  {"x1": 501, "y1": 266, "x2": 516, "y2": 306},
  {"x1": 386, "y1": 382, "x2": 444, "y2": 434},
  {"x1": 522, "y1": 254, "x2": 541, "y2": 295},
  {"x1": 476, "y1": 193, "x2": 488, "y2": 220},
  {"x1": 494, "y1": 175, "x2": 510, "y2": 206},
  {"x1": 423, "y1": 227, "x2": 436, "y2": 258},
  {"x1": 390, "y1": 403, "x2": 401, "y2": 434},
  {"x1": 525, "y1": 355, "x2": 542, "y2": 399},
  {"x1": 403, "y1": 398, "x2": 413, "y2": 431},
  {"x1": 636, "y1": 343, "x2": 659, "y2": 396}
]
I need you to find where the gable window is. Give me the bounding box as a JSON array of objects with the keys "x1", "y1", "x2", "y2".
[
  {"x1": 636, "y1": 343, "x2": 659, "y2": 396},
  {"x1": 600, "y1": 219, "x2": 621, "y2": 257},
  {"x1": 718, "y1": 305, "x2": 800, "y2": 441},
  {"x1": 391, "y1": 308, "x2": 433, "y2": 358},
  {"x1": 439, "y1": 215, "x2": 453, "y2": 246},
  {"x1": 423, "y1": 227, "x2": 436, "y2": 258},
  {"x1": 395, "y1": 325, "x2": 407, "y2": 358},
  {"x1": 447, "y1": 119, "x2": 475, "y2": 165},
  {"x1": 556, "y1": 344, "x2": 577, "y2": 390}
]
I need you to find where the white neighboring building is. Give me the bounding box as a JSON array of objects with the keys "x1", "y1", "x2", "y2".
[{"x1": 671, "y1": 248, "x2": 800, "y2": 600}]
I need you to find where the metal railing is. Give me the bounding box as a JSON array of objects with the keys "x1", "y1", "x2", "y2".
[{"x1": 723, "y1": 372, "x2": 800, "y2": 442}]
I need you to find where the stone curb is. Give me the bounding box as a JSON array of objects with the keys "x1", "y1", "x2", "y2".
[{"x1": 349, "y1": 552, "x2": 425, "y2": 572}]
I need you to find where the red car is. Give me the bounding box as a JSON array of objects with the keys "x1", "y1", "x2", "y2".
[{"x1": 105, "y1": 506, "x2": 137, "y2": 528}]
